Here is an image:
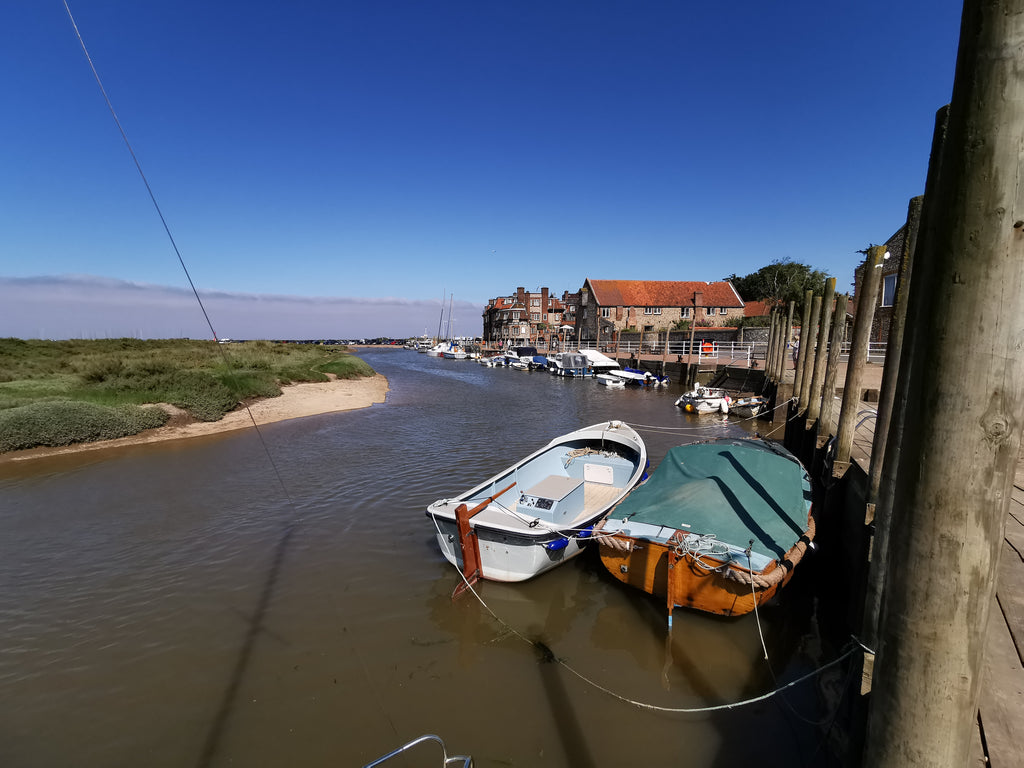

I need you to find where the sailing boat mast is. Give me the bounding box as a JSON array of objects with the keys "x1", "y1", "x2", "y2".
[
  {"x1": 446, "y1": 294, "x2": 454, "y2": 340},
  {"x1": 436, "y1": 290, "x2": 445, "y2": 342}
]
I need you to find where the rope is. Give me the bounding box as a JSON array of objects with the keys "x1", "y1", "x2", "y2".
[
  {"x1": 63, "y1": 0, "x2": 297, "y2": 510},
  {"x1": 433, "y1": 513, "x2": 864, "y2": 715}
]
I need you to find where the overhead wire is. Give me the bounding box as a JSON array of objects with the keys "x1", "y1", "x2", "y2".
[{"x1": 62, "y1": 0, "x2": 296, "y2": 511}]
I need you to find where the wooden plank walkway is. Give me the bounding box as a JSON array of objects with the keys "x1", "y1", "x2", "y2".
[
  {"x1": 976, "y1": 462, "x2": 1024, "y2": 766},
  {"x1": 772, "y1": 361, "x2": 1022, "y2": 765}
]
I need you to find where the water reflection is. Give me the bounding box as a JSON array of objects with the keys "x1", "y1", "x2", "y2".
[{"x1": 0, "y1": 349, "x2": 840, "y2": 767}]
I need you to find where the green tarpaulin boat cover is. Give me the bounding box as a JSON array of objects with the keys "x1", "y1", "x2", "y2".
[{"x1": 612, "y1": 439, "x2": 812, "y2": 561}]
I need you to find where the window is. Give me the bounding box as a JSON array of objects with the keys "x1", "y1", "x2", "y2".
[
  {"x1": 530, "y1": 312, "x2": 540, "y2": 321},
  {"x1": 601, "y1": 307, "x2": 611, "y2": 318},
  {"x1": 643, "y1": 307, "x2": 662, "y2": 315},
  {"x1": 531, "y1": 298, "x2": 540, "y2": 307},
  {"x1": 719, "y1": 308, "x2": 728, "y2": 315},
  {"x1": 643, "y1": 325, "x2": 654, "y2": 332},
  {"x1": 512, "y1": 312, "x2": 520, "y2": 321},
  {"x1": 583, "y1": 308, "x2": 589, "y2": 319},
  {"x1": 705, "y1": 307, "x2": 715, "y2": 316},
  {"x1": 881, "y1": 273, "x2": 897, "y2": 307},
  {"x1": 681, "y1": 307, "x2": 691, "y2": 318}
]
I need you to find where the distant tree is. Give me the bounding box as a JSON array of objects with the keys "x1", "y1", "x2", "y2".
[{"x1": 725, "y1": 259, "x2": 830, "y2": 309}]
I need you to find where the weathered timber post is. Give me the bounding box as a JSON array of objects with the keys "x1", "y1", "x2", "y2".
[
  {"x1": 773, "y1": 308, "x2": 787, "y2": 382},
  {"x1": 797, "y1": 295, "x2": 821, "y2": 410},
  {"x1": 793, "y1": 289, "x2": 813, "y2": 394},
  {"x1": 868, "y1": 196, "x2": 923, "y2": 505},
  {"x1": 687, "y1": 292, "x2": 701, "y2": 387},
  {"x1": 766, "y1": 309, "x2": 779, "y2": 382},
  {"x1": 833, "y1": 246, "x2": 884, "y2": 472},
  {"x1": 805, "y1": 278, "x2": 837, "y2": 426},
  {"x1": 864, "y1": 107, "x2": 949, "y2": 652},
  {"x1": 817, "y1": 293, "x2": 849, "y2": 446},
  {"x1": 863, "y1": 2, "x2": 1024, "y2": 765},
  {"x1": 782, "y1": 300, "x2": 795, "y2": 383}
]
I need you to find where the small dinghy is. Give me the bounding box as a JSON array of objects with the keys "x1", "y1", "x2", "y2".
[
  {"x1": 730, "y1": 395, "x2": 768, "y2": 418},
  {"x1": 674, "y1": 386, "x2": 731, "y2": 413},
  {"x1": 426, "y1": 421, "x2": 648, "y2": 589}
]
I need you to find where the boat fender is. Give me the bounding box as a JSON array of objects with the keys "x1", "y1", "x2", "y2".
[
  {"x1": 577, "y1": 526, "x2": 593, "y2": 540},
  {"x1": 545, "y1": 538, "x2": 569, "y2": 551}
]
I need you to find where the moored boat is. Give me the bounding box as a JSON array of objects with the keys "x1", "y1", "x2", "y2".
[
  {"x1": 426, "y1": 421, "x2": 648, "y2": 587},
  {"x1": 595, "y1": 438, "x2": 814, "y2": 622},
  {"x1": 674, "y1": 386, "x2": 731, "y2": 413},
  {"x1": 730, "y1": 395, "x2": 768, "y2": 418},
  {"x1": 548, "y1": 352, "x2": 592, "y2": 377}
]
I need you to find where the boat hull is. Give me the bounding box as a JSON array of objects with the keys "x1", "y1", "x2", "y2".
[
  {"x1": 598, "y1": 535, "x2": 794, "y2": 616},
  {"x1": 426, "y1": 421, "x2": 648, "y2": 583},
  {"x1": 595, "y1": 438, "x2": 813, "y2": 618}
]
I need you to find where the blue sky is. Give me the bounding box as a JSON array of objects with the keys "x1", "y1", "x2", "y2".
[{"x1": 2, "y1": 2, "x2": 964, "y2": 339}]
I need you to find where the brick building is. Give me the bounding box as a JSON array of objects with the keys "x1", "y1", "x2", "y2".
[
  {"x1": 482, "y1": 287, "x2": 577, "y2": 346},
  {"x1": 574, "y1": 279, "x2": 745, "y2": 343}
]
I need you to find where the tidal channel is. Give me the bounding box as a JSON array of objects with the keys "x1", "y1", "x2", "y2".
[{"x1": 0, "y1": 348, "x2": 842, "y2": 767}]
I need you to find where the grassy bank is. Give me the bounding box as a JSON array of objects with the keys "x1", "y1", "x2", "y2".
[{"x1": 0, "y1": 338, "x2": 375, "y2": 453}]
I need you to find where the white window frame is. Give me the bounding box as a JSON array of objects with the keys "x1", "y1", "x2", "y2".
[
  {"x1": 719, "y1": 308, "x2": 728, "y2": 315},
  {"x1": 881, "y1": 273, "x2": 897, "y2": 308},
  {"x1": 601, "y1": 307, "x2": 611, "y2": 318}
]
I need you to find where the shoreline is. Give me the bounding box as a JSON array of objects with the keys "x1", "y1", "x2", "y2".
[{"x1": 0, "y1": 373, "x2": 389, "y2": 464}]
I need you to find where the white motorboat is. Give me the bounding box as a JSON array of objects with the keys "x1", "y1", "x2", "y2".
[
  {"x1": 548, "y1": 352, "x2": 592, "y2": 377},
  {"x1": 596, "y1": 373, "x2": 626, "y2": 387},
  {"x1": 674, "y1": 386, "x2": 732, "y2": 414},
  {"x1": 426, "y1": 421, "x2": 648, "y2": 586}
]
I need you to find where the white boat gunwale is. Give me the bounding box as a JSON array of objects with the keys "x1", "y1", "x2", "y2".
[{"x1": 425, "y1": 421, "x2": 648, "y2": 581}]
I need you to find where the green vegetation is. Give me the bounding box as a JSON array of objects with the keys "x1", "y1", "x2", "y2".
[
  {"x1": 0, "y1": 338, "x2": 374, "y2": 453},
  {"x1": 725, "y1": 259, "x2": 831, "y2": 310}
]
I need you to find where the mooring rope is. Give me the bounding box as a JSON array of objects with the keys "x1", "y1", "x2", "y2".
[
  {"x1": 63, "y1": 0, "x2": 296, "y2": 512},
  {"x1": 431, "y1": 510, "x2": 865, "y2": 714}
]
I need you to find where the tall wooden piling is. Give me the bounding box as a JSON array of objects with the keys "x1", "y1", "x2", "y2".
[
  {"x1": 793, "y1": 289, "x2": 813, "y2": 394},
  {"x1": 766, "y1": 309, "x2": 779, "y2": 381},
  {"x1": 833, "y1": 246, "x2": 884, "y2": 471},
  {"x1": 805, "y1": 278, "x2": 837, "y2": 425},
  {"x1": 783, "y1": 300, "x2": 794, "y2": 381},
  {"x1": 797, "y1": 295, "x2": 821, "y2": 410},
  {"x1": 817, "y1": 293, "x2": 849, "y2": 445},
  {"x1": 864, "y1": 108, "x2": 950, "y2": 651},
  {"x1": 772, "y1": 308, "x2": 785, "y2": 382},
  {"x1": 863, "y1": 2, "x2": 1024, "y2": 765},
  {"x1": 867, "y1": 196, "x2": 923, "y2": 505}
]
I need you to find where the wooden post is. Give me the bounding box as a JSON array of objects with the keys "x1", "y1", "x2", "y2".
[
  {"x1": 765, "y1": 309, "x2": 778, "y2": 381},
  {"x1": 833, "y1": 247, "x2": 884, "y2": 469},
  {"x1": 793, "y1": 289, "x2": 813, "y2": 394},
  {"x1": 868, "y1": 195, "x2": 923, "y2": 505},
  {"x1": 864, "y1": 3, "x2": 1024, "y2": 764},
  {"x1": 797, "y1": 295, "x2": 821, "y2": 410},
  {"x1": 783, "y1": 300, "x2": 795, "y2": 382},
  {"x1": 687, "y1": 292, "x2": 702, "y2": 386},
  {"x1": 805, "y1": 278, "x2": 837, "y2": 425},
  {"x1": 817, "y1": 293, "x2": 849, "y2": 444},
  {"x1": 864, "y1": 110, "x2": 949, "y2": 652}
]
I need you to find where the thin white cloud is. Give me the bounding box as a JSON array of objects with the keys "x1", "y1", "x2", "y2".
[{"x1": 0, "y1": 275, "x2": 482, "y2": 340}]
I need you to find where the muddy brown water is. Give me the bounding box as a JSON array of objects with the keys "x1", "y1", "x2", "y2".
[{"x1": 0, "y1": 349, "x2": 844, "y2": 767}]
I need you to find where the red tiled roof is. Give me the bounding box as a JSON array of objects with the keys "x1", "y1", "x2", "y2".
[
  {"x1": 586, "y1": 279, "x2": 742, "y2": 308},
  {"x1": 743, "y1": 300, "x2": 772, "y2": 317}
]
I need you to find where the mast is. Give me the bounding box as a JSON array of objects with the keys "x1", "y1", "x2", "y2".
[{"x1": 436, "y1": 290, "x2": 445, "y2": 342}]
